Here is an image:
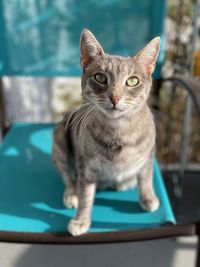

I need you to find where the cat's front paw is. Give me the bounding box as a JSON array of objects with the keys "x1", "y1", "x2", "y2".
[
  {"x1": 68, "y1": 218, "x2": 91, "y2": 236},
  {"x1": 140, "y1": 195, "x2": 160, "y2": 212},
  {"x1": 63, "y1": 193, "x2": 78, "y2": 209}
]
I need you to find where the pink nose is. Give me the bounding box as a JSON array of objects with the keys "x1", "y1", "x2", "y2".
[{"x1": 110, "y1": 95, "x2": 119, "y2": 106}]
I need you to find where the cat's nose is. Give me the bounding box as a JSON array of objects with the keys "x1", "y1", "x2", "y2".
[{"x1": 109, "y1": 95, "x2": 120, "y2": 106}]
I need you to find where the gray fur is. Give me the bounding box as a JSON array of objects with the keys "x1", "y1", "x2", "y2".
[{"x1": 52, "y1": 29, "x2": 160, "y2": 236}]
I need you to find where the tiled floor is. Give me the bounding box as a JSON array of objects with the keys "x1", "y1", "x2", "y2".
[{"x1": 0, "y1": 237, "x2": 198, "y2": 267}]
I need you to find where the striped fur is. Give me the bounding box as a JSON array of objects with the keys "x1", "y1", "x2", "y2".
[{"x1": 52, "y1": 29, "x2": 160, "y2": 235}]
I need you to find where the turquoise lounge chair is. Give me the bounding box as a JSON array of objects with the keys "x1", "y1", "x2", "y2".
[{"x1": 0, "y1": 0, "x2": 199, "y2": 251}]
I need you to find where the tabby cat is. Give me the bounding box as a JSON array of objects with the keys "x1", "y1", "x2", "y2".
[{"x1": 52, "y1": 29, "x2": 160, "y2": 236}]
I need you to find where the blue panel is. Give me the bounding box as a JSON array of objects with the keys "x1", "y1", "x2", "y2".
[
  {"x1": 0, "y1": 0, "x2": 165, "y2": 78},
  {"x1": 0, "y1": 123, "x2": 175, "y2": 234}
]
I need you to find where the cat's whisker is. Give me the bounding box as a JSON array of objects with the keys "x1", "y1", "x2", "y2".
[
  {"x1": 81, "y1": 108, "x2": 96, "y2": 137},
  {"x1": 69, "y1": 111, "x2": 86, "y2": 128},
  {"x1": 74, "y1": 109, "x2": 91, "y2": 137},
  {"x1": 69, "y1": 105, "x2": 92, "y2": 127},
  {"x1": 84, "y1": 110, "x2": 97, "y2": 135},
  {"x1": 81, "y1": 103, "x2": 92, "y2": 108},
  {"x1": 96, "y1": 100, "x2": 106, "y2": 104},
  {"x1": 75, "y1": 107, "x2": 95, "y2": 137},
  {"x1": 79, "y1": 109, "x2": 93, "y2": 136},
  {"x1": 80, "y1": 107, "x2": 96, "y2": 137}
]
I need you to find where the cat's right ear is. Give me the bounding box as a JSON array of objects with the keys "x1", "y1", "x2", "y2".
[{"x1": 80, "y1": 29, "x2": 104, "y2": 69}]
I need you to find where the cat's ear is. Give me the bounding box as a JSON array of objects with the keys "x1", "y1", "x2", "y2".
[
  {"x1": 136, "y1": 37, "x2": 160, "y2": 75},
  {"x1": 80, "y1": 29, "x2": 104, "y2": 68}
]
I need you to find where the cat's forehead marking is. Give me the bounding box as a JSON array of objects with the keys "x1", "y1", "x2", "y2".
[{"x1": 105, "y1": 55, "x2": 134, "y2": 76}]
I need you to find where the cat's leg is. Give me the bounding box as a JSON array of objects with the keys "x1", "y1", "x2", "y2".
[
  {"x1": 137, "y1": 159, "x2": 160, "y2": 212},
  {"x1": 68, "y1": 178, "x2": 96, "y2": 236},
  {"x1": 63, "y1": 179, "x2": 78, "y2": 209},
  {"x1": 52, "y1": 121, "x2": 78, "y2": 209},
  {"x1": 53, "y1": 152, "x2": 78, "y2": 209},
  {"x1": 52, "y1": 142, "x2": 78, "y2": 211}
]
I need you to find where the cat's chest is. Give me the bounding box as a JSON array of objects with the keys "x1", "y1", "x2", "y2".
[
  {"x1": 82, "y1": 119, "x2": 154, "y2": 181},
  {"x1": 86, "y1": 135, "x2": 149, "y2": 181},
  {"x1": 89, "y1": 153, "x2": 147, "y2": 183}
]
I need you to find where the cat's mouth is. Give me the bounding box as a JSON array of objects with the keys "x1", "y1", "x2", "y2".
[
  {"x1": 105, "y1": 107, "x2": 124, "y2": 114},
  {"x1": 104, "y1": 104, "x2": 126, "y2": 113},
  {"x1": 107, "y1": 106, "x2": 122, "y2": 111},
  {"x1": 96, "y1": 102, "x2": 130, "y2": 118},
  {"x1": 103, "y1": 105, "x2": 129, "y2": 118}
]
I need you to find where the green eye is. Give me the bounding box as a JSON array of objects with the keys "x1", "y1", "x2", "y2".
[
  {"x1": 126, "y1": 76, "x2": 139, "y2": 87},
  {"x1": 94, "y1": 73, "x2": 107, "y2": 84}
]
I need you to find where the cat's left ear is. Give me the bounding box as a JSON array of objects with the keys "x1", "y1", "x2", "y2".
[
  {"x1": 80, "y1": 29, "x2": 105, "y2": 69},
  {"x1": 136, "y1": 37, "x2": 160, "y2": 75}
]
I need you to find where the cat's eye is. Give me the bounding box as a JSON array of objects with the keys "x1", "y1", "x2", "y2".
[
  {"x1": 126, "y1": 76, "x2": 139, "y2": 87},
  {"x1": 94, "y1": 73, "x2": 107, "y2": 84}
]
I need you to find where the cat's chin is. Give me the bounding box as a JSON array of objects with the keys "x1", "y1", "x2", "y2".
[
  {"x1": 96, "y1": 104, "x2": 134, "y2": 119},
  {"x1": 104, "y1": 107, "x2": 143, "y2": 119},
  {"x1": 102, "y1": 108, "x2": 129, "y2": 119},
  {"x1": 107, "y1": 111, "x2": 123, "y2": 119},
  {"x1": 96, "y1": 106, "x2": 120, "y2": 119}
]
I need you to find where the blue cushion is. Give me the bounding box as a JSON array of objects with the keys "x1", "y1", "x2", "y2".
[{"x1": 0, "y1": 123, "x2": 175, "y2": 233}]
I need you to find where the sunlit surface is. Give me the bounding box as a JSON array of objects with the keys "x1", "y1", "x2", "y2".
[{"x1": 0, "y1": 123, "x2": 175, "y2": 233}]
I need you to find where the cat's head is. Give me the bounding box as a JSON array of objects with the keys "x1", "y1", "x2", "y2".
[{"x1": 80, "y1": 29, "x2": 160, "y2": 119}]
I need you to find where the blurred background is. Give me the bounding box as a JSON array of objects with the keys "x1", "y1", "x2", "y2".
[{"x1": 0, "y1": 0, "x2": 200, "y2": 166}]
